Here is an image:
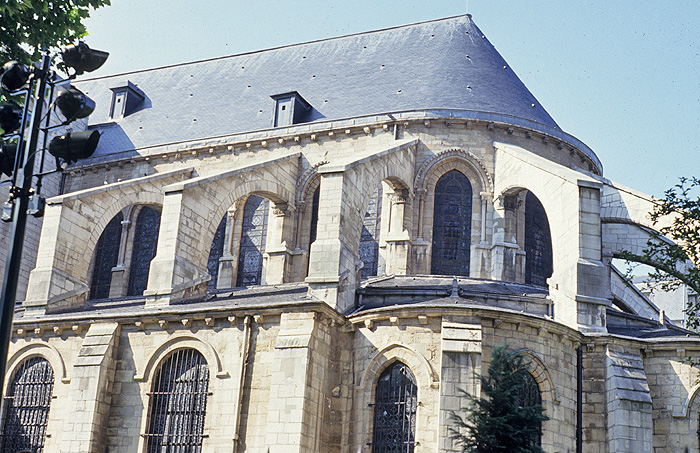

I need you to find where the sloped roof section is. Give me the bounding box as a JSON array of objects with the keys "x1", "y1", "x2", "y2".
[{"x1": 75, "y1": 15, "x2": 560, "y2": 156}]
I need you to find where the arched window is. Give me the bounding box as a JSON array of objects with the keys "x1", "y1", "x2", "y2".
[
  {"x1": 207, "y1": 216, "x2": 227, "y2": 290},
  {"x1": 145, "y1": 348, "x2": 210, "y2": 453},
  {"x1": 127, "y1": 206, "x2": 161, "y2": 296},
  {"x1": 519, "y1": 372, "x2": 543, "y2": 447},
  {"x1": 524, "y1": 191, "x2": 553, "y2": 287},
  {"x1": 1, "y1": 357, "x2": 54, "y2": 453},
  {"x1": 359, "y1": 185, "x2": 382, "y2": 279},
  {"x1": 236, "y1": 195, "x2": 270, "y2": 286},
  {"x1": 89, "y1": 212, "x2": 123, "y2": 299},
  {"x1": 431, "y1": 170, "x2": 472, "y2": 276},
  {"x1": 373, "y1": 362, "x2": 417, "y2": 453}
]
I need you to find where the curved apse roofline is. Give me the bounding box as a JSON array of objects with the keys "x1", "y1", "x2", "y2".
[{"x1": 83, "y1": 107, "x2": 601, "y2": 173}]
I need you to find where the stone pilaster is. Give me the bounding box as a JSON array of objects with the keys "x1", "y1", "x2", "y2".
[{"x1": 60, "y1": 322, "x2": 120, "y2": 453}]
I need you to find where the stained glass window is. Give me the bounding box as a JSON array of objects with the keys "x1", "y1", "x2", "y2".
[
  {"x1": 519, "y1": 372, "x2": 543, "y2": 447},
  {"x1": 236, "y1": 195, "x2": 269, "y2": 287},
  {"x1": 524, "y1": 191, "x2": 553, "y2": 287},
  {"x1": 1, "y1": 357, "x2": 54, "y2": 453},
  {"x1": 431, "y1": 170, "x2": 472, "y2": 276},
  {"x1": 144, "y1": 348, "x2": 209, "y2": 453},
  {"x1": 207, "y1": 216, "x2": 227, "y2": 290},
  {"x1": 373, "y1": 362, "x2": 417, "y2": 453},
  {"x1": 359, "y1": 185, "x2": 382, "y2": 279},
  {"x1": 127, "y1": 206, "x2": 161, "y2": 296},
  {"x1": 89, "y1": 212, "x2": 123, "y2": 300}
]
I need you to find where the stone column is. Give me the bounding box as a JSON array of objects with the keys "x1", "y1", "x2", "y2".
[
  {"x1": 384, "y1": 189, "x2": 413, "y2": 275},
  {"x1": 216, "y1": 206, "x2": 238, "y2": 289},
  {"x1": 489, "y1": 194, "x2": 522, "y2": 282},
  {"x1": 412, "y1": 188, "x2": 430, "y2": 274},
  {"x1": 108, "y1": 217, "x2": 131, "y2": 298},
  {"x1": 263, "y1": 202, "x2": 294, "y2": 285}
]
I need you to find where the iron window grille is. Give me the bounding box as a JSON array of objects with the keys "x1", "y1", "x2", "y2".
[
  {"x1": 518, "y1": 372, "x2": 543, "y2": 447},
  {"x1": 0, "y1": 357, "x2": 54, "y2": 453},
  {"x1": 372, "y1": 362, "x2": 417, "y2": 453},
  {"x1": 431, "y1": 170, "x2": 472, "y2": 277},
  {"x1": 144, "y1": 348, "x2": 210, "y2": 453}
]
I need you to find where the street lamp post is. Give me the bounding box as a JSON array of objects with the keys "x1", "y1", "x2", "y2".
[{"x1": 0, "y1": 43, "x2": 108, "y2": 387}]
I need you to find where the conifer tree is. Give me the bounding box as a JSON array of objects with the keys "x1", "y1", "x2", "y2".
[{"x1": 450, "y1": 344, "x2": 549, "y2": 452}]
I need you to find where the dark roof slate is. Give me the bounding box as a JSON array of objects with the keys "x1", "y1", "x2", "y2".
[{"x1": 74, "y1": 15, "x2": 559, "y2": 157}]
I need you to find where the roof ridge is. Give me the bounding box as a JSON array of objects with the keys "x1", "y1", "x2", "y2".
[{"x1": 75, "y1": 14, "x2": 472, "y2": 82}]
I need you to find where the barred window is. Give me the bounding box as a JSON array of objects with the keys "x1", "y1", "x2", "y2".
[
  {"x1": 89, "y1": 212, "x2": 123, "y2": 299},
  {"x1": 359, "y1": 184, "x2": 382, "y2": 279},
  {"x1": 373, "y1": 362, "x2": 417, "y2": 453},
  {"x1": 127, "y1": 206, "x2": 161, "y2": 296},
  {"x1": 431, "y1": 170, "x2": 472, "y2": 276},
  {"x1": 236, "y1": 195, "x2": 269, "y2": 287},
  {"x1": 519, "y1": 372, "x2": 543, "y2": 447},
  {"x1": 145, "y1": 348, "x2": 210, "y2": 453},
  {"x1": 207, "y1": 216, "x2": 227, "y2": 290},
  {"x1": 524, "y1": 191, "x2": 552, "y2": 287},
  {"x1": 1, "y1": 357, "x2": 54, "y2": 453}
]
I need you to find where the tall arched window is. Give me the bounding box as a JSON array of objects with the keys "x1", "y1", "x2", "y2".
[
  {"x1": 373, "y1": 362, "x2": 417, "y2": 453},
  {"x1": 431, "y1": 170, "x2": 472, "y2": 276},
  {"x1": 89, "y1": 212, "x2": 123, "y2": 299},
  {"x1": 359, "y1": 184, "x2": 382, "y2": 279},
  {"x1": 237, "y1": 195, "x2": 270, "y2": 287},
  {"x1": 127, "y1": 206, "x2": 161, "y2": 296},
  {"x1": 524, "y1": 191, "x2": 553, "y2": 287},
  {"x1": 207, "y1": 216, "x2": 227, "y2": 290},
  {"x1": 145, "y1": 348, "x2": 210, "y2": 453},
  {"x1": 519, "y1": 372, "x2": 543, "y2": 447},
  {"x1": 1, "y1": 357, "x2": 54, "y2": 453}
]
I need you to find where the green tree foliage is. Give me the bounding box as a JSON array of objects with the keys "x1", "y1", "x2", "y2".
[
  {"x1": 450, "y1": 344, "x2": 548, "y2": 452},
  {"x1": 0, "y1": 0, "x2": 110, "y2": 66},
  {"x1": 617, "y1": 177, "x2": 700, "y2": 327}
]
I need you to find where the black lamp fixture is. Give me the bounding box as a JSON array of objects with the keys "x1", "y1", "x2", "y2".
[
  {"x1": 0, "y1": 61, "x2": 32, "y2": 92},
  {"x1": 56, "y1": 87, "x2": 95, "y2": 121},
  {"x1": 0, "y1": 102, "x2": 22, "y2": 135},
  {"x1": 0, "y1": 143, "x2": 16, "y2": 176},
  {"x1": 48, "y1": 130, "x2": 101, "y2": 164},
  {"x1": 61, "y1": 42, "x2": 109, "y2": 76}
]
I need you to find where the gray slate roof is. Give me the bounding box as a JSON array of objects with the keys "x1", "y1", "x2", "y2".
[{"x1": 74, "y1": 15, "x2": 560, "y2": 157}]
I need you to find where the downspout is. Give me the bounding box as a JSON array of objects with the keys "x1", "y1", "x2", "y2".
[
  {"x1": 232, "y1": 315, "x2": 253, "y2": 452},
  {"x1": 576, "y1": 345, "x2": 583, "y2": 453}
]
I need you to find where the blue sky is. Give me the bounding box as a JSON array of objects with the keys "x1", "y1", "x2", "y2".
[{"x1": 82, "y1": 1, "x2": 700, "y2": 197}]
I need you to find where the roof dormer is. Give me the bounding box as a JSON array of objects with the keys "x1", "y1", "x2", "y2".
[
  {"x1": 271, "y1": 92, "x2": 311, "y2": 127},
  {"x1": 109, "y1": 81, "x2": 145, "y2": 119}
]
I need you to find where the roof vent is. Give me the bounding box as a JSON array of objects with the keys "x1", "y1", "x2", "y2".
[
  {"x1": 271, "y1": 91, "x2": 311, "y2": 127},
  {"x1": 109, "y1": 81, "x2": 145, "y2": 119}
]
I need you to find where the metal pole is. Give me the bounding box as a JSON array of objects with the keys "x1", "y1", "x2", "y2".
[{"x1": 0, "y1": 53, "x2": 51, "y2": 385}]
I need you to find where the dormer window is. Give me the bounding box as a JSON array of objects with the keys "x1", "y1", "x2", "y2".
[
  {"x1": 109, "y1": 81, "x2": 145, "y2": 119},
  {"x1": 271, "y1": 92, "x2": 311, "y2": 127}
]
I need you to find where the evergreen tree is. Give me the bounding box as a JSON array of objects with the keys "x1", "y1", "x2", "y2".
[{"x1": 450, "y1": 344, "x2": 549, "y2": 452}]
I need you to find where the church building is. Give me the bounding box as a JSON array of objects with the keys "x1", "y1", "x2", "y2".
[{"x1": 1, "y1": 14, "x2": 699, "y2": 452}]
